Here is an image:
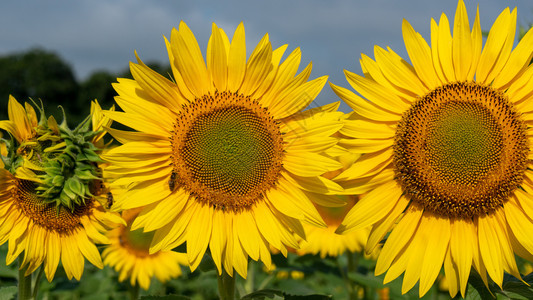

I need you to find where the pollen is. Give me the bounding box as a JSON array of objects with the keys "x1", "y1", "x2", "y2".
[
  {"x1": 393, "y1": 82, "x2": 528, "y2": 219},
  {"x1": 170, "y1": 91, "x2": 284, "y2": 212}
]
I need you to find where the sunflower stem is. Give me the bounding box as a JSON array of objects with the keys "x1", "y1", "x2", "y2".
[
  {"x1": 32, "y1": 266, "x2": 44, "y2": 299},
  {"x1": 18, "y1": 260, "x2": 33, "y2": 300},
  {"x1": 337, "y1": 255, "x2": 356, "y2": 299},
  {"x1": 128, "y1": 283, "x2": 140, "y2": 300},
  {"x1": 217, "y1": 269, "x2": 236, "y2": 300}
]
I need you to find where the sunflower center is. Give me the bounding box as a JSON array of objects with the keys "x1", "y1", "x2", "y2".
[
  {"x1": 123, "y1": 227, "x2": 155, "y2": 253},
  {"x1": 393, "y1": 82, "x2": 528, "y2": 219},
  {"x1": 12, "y1": 179, "x2": 92, "y2": 233},
  {"x1": 171, "y1": 91, "x2": 284, "y2": 212}
]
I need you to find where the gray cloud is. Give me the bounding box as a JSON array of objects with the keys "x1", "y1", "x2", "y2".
[{"x1": 1, "y1": 0, "x2": 533, "y2": 110}]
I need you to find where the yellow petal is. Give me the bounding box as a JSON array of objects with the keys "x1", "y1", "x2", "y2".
[
  {"x1": 437, "y1": 13, "x2": 455, "y2": 81},
  {"x1": 366, "y1": 195, "x2": 409, "y2": 254},
  {"x1": 443, "y1": 249, "x2": 460, "y2": 298},
  {"x1": 253, "y1": 44, "x2": 288, "y2": 98},
  {"x1": 284, "y1": 148, "x2": 342, "y2": 177},
  {"x1": 402, "y1": 19, "x2": 440, "y2": 89},
  {"x1": 359, "y1": 53, "x2": 415, "y2": 102},
  {"x1": 418, "y1": 214, "x2": 450, "y2": 296},
  {"x1": 61, "y1": 234, "x2": 85, "y2": 280},
  {"x1": 227, "y1": 22, "x2": 246, "y2": 92},
  {"x1": 282, "y1": 172, "x2": 343, "y2": 195},
  {"x1": 340, "y1": 138, "x2": 393, "y2": 154},
  {"x1": 7, "y1": 96, "x2": 33, "y2": 142},
  {"x1": 477, "y1": 212, "x2": 504, "y2": 287},
  {"x1": 209, "y1": 210, "x2": 227, "y2": 275},
  {"x1": 375, "y1": 206, "x2": 423, "y2": 275},
  {"x1": 341, "y1": 167, "x2": 395, "y2": 195},
  {"x1": 164, "y1": 35, "x2": 195, "y2": 101},
  {"x1": 207, "y1": 23, "x2": 228, "y2": 91},
  {"x1": 171, "y1": 21, "x2": 211, "y2": 98},
  {"x1": 115, "y1": 179, "x2": 171, "y2": 210},
  {"x1": 452, "y1": 0, "x2": 473, "y2": 81},
  {"x1": 134, "y1": 190, "x2": 188, "y2": 231},
  {"x1": 505, "y1": 199, "x2": 533, "y2": 258},
  {"x1": 374, "y1": 46, "x2": 427, "y2": 96},
  {"x1": 344, "y1": 70, "x2": 409, "y2": 112},
  {"x1": 430, "y1": 18, "x2": 447, "y2": 83},
  {"x1": 44, "y1": 232, "x2": 61, "y2": 282},
  {"x1": 103, "y1": 111, "x2": 169, "y2": 137},
  {"x1": 186, "y1": 204, "x2": 213, "y2": 271},
  {"x1": 329, "y1": 82, "x2": 401, "y2": 122},
  {"x1": 493, "y1": 23, "x2": 533, "y2": 89},
  {"x1": 76, "y1": 230, "x2": 103, "y2": 269},
  {"x1": 476, "y1": 8, "x2": 515, "y2": 84},
  {"x1": 236, "y1": 212, "x2": 260, "y2": 261},
  {"x1": 260, "y1": 48, "x2": 301, "y2": 108},
  {"x1": 341, "y1": 118, "x2": 395, "y2": 139},
  {"x1": 450, "y1": 218, "x2": 475, "y2": 296},
  {"x1": 334, "y1": 148, "x2": 392, "y2": 181},
  {"x1": 252, "y1": 202, "x2": 282, "y2": 249},
  {"x1": 337, "y1": 180, "x2": 402, "y2": 234},
  {"x1": 277, "y1": 178, "x2": 326, "y2": 227},
  {"x1": 128, "y1": 60, "x2": 186, "y2": 113},
  {"x1": 268, "y1": 76, "x2": 327, "y2": 119},
  {"x1": 467, "y1": 6, "x2": 482, "y2": 81},
  {"x1": 240, "y1": 35, "x2": 272, "y2": 95}
]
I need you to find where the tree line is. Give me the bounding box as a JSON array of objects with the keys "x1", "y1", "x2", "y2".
[{"x1": 0, "y1": 48, "x2": 171, "y2": 125}]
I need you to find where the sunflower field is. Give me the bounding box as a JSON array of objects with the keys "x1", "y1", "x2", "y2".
[{"x1": 2, "y1": 0, "x2": 533, "y2": 299}]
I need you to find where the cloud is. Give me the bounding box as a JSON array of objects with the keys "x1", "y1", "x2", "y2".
[{"x1": 1, "y1": 0, "x2": 533, "y2": 110}]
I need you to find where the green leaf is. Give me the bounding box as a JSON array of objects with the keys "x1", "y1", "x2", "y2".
[
  {"x1": 284, "y1": 295, "x2": 332, "y2": 300},
  {"x1": 347, "y1": 272, "x2": 385, "y2": 289},
  {"x1": 74, "y1": 169, "x2": 98, "y2": 180},
  {"x1": 241, "y1": 289, "x2": 285, "y2": 300},
  {"x1": 0, "y1": 286, "x2": 17, "y2": 300},
  {"x1": 499, "y1": 278, "x2": 533, "y2": 299},
  {"x1": 465, "y1": 270, "x2": 495, "y2": 300},
  {"x1": 241, "y1": 289, "x2": 332, "y2": 300},
  {"x1": 140, "y1": 295, "x2": 191, "y2": 300}
]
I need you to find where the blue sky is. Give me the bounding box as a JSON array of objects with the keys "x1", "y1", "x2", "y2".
[{"x1": 1, "y1": 0, "x2": 533, "y2": 110}]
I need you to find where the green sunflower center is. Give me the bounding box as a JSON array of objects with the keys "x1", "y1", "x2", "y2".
[
  {"x1": 426, "y1": 101, "x2": 502, "y2": 185},
  {"x1": 124, "y1": 227, "x2": 155, "y2": 252},
  {"x1": 171, "y1": 91, "x2": 284, "y2": 212},
  {"x1": 394, "y1": 82, "x2": 528, "y2": 219},
  {"x1": 12, "y1": 179, "x2": 93, "y2": 233},
  {"x1": 183, "y1": 106, "x2": 275, "y2": 194}
]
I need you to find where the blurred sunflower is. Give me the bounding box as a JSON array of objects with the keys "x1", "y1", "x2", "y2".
[
  {"x1": 0, "y1": 97, "x2": 122, "y2": 281},
  {"x1": 297, "y1": 195, "x2": 375, "y2": 259},
  {"x1": 331, "y1": 0, "x2": 533, "y2": 297},
  {"x1": 103, "y1": 208, "x2": 188, "y2": 290},
  {"x1": 103, "y1": 21, "x2": 345, "y2": 278}
]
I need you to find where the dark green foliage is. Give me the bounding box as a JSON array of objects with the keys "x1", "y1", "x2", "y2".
[
  {"x1": 0, "y1": 48, "x2": 172, "y2": 127},
  {"x1": 0, "y1": 48, "x2": 78, "y2": 123}
]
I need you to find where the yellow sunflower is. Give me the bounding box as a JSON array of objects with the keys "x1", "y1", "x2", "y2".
[
  {"x1": 331, "y1": 1, "x2": 533, "y2": 297},
  {"x1": 0, "y1": 96, "x2": 123, "y2": 281},
  {"x1": 103, "y1": 208, "x2": 187, "y2": 290},
  {"x1": 297, "y1": 195, "x2": 375, "y2": 259},
  {"x1": 103, "y1": 21, "x2": 345, "y2": 278}
]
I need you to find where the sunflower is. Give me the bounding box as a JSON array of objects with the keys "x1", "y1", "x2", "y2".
[
  {"x1": 331, "y1": 1, "x2": 533, "y2": 297},
  {"x1": 103, "y1": 21, "x2": 345, "y2": 278},
  {"x1": 102, "y1": 208, "x2": 187, "y2": 290},
  {"x1": 0, "y1": 97, "x2": 123, "y2": 281},
  {"x1": 297, "y1": 195, "x2": 375, "y2": 259}
]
